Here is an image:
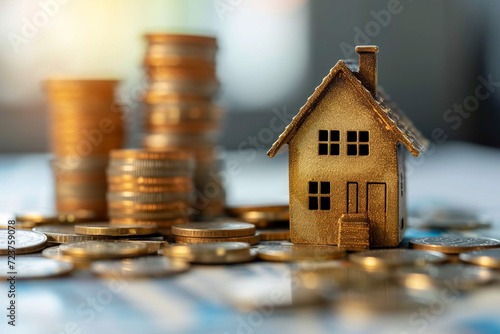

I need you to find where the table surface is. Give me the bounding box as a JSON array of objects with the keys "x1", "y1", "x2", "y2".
[{"x1": 1, "y1": 142, "x2": 500, "y2": 334}]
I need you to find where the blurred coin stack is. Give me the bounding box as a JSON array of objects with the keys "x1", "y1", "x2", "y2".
[
  {"x1": 107, "y1": 149, "x2": 195, "y2": 235},
  {"x1": 141, "y1": 34, "x2": 226, "y2": 219},
  {"x1": 45, "y1": 79, "x2": 124, "y2": 218}
]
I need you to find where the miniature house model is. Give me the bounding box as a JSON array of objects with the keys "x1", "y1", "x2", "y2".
[{"x1": 268, "y1": 46, "x2": 428, "y2": 250}]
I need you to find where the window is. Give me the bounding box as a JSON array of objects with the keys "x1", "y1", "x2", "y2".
[
  {"x1": 308, "y1": 181, "x2": 331, "y2": 210},
  {"x1": 318, "y1": 130, "x2": 340, "y2": 155},
  {"x1": 347, "y1": 131, "x2": 369, "y2": 156}
]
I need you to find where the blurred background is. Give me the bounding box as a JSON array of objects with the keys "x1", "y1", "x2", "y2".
[{"x1": 0, "y1": 0, "x2": 499, "y2": 152}]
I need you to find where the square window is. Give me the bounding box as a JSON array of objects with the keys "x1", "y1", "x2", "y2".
[
  {"x1": 309, "y1": 181, "x2": 318, "y2": 194},
  {"x1": 330, "y1": 143, "x2": 339, "y2": 155},
  {"x1": 359, "y1": 144, "x2": 369, "y2": 156},
  {"x1": 320, "y1": 197, "x2": 330, "y2": 210},
  {"x1": 347, "y1": 144, "x2": 357, "y2": 155},
  {"x1": 319, "y1": 130, "x2": 328, "y2": 141},
  {"x1": 318, "y1": 143, "x2": 328, "y2": 155},
  {"x1": 309, "y1": 197, "x2": 318, "y2": 210},
  {"x1": 320, "y1": 182, "x2": 330, "y2": 194},
  {"x1": 347, "y1": 131, "x2": 357, "y2": 142},
  {"x1": 359, "y1": 131, "x2": 369, "y2": 142},
  {"x1": 330, "y1": 130, "x2": 340, "y2": 142}
]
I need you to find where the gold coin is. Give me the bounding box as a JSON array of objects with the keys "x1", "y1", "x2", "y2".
[
  {"x1": 257, "y1": 229, "x2": 290, "y2": 241},
  {"x1": 257, "y1": 245, "x2": 346, "y2": 262},
  {"x1": 110, "y1": 149, "x2": 193, "y2": 161},
  {"x1": 90, "y1": 256, "x2": 190, "y2": 278},
  {"x1": 171, "y1": 222, "x2": 255, "y2": 238},
  {"x1": 174, "y1": 234, "x2": 260, "y2": 246},
  {"x1": 107, "y1": 183, "x2": 193, "y2": 193},
  {"x1": 0, "y1": 230, "x2": 47, "y2": 255},
  {"x1": 108, "y1": 200, "x2": 190, "y2": 212},
  {"x1": 409, "y1": 236, "x2": 500, "y2": 254},
  {"x1": 226, "y1": 205, "x2": 289, "y2": 223},
  {"x1": 145, "y1": 33, "x2": 216, "y2": 45},
  {"x1": 396, "y1": 264, "x2": 495, "y2": 290},
  {"x1": 42, "y1": 246, "x2": 92, "y2": 268},
  {"x1": 60, "y1": 241, "x2": 149, "y2": 260},
  {"x1": 110, "y1": 218, "x2": 188, "y2": 227},
  {"x1": 107, "y1": 175, "x2": 191, "y2": 186},
  {"x1": 349, "y1": 249, "x2": 448, "y2": 269},
  {"x1": 459, "y1": 249, "x2": 500, "y2": 269},
  {"x1": 16, "y1": 212, "x2": 60, "y2": 224},
  {"x1": 0, "y1": 256, "x2": 74, "y2": 279},
  {"x1": 33, "y1": 224, "x2": 113, "y2": 244},
  {"x1": 117, "y1": 240, "x2": 167, "y2": 254},
  {"x1": 164, "y1": 242, "x2": 255, "y2": 264},
  {"x1": 75, "y1": 224, "x2": 157, "y2": 236}
]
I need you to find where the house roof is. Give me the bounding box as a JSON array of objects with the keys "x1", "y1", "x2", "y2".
[{"x1": 267, "y1": 60, "x2": 429, "y2": 158}]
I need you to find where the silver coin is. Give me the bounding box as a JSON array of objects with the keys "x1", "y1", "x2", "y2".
[
  {"x1": 459, "y1": 248, "x2": 500, "y2": 269},
  {"x1": 411, "y1": 207, "x2": 490, "y2": 230},
  {"x1": 0, "y1": 230, "x2": 47, "y2": 255},
  {"x1": 0, "y1": 256, "x2": 73, "y2": 279},
  {"x1": 409, "y1": 236, "x2": 500, "y2": 254},
  {"x1": 90, "y1": 256, "x2": 190, "y2": 278},
  {"x1": 349, "y1": 249, "x2": 447, "y2": 268},
  {"x1": 396, "y1": 264, "x2": 495, "y2": 290}
]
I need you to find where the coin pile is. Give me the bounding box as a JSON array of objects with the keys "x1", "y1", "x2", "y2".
[
  {"x1": 171, "y1": 222, "x2": 260, "y2": 245},
  {"x1": 107, "y1": 149, "x2": 195, "y2": 235},
  {"x1": 141, "y1": 34, "x2": 226, "y2": 219},
  {"x1": 45, "y1": 79, "x2": 125, "y2": 218}
]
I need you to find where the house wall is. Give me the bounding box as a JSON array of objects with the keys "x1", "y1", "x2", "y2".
[{"x1": 288, "y1": 72, "x2": 402, "y2": 247}]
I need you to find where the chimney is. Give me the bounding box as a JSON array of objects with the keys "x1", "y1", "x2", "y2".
[{"x1": 355, "y1": 45, "x2": 378, "y2": 97}]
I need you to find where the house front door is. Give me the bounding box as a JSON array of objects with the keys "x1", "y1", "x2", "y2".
[
  {"x1": 347, "y1": 182, "x2": 358, "y2": 213},
  {"x1": 367, "y1": 183, "x2": 387, "y2": 246}
]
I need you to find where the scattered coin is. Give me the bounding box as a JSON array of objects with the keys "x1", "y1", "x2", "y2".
[
  {"x1": 396, "y1": 264, "x2": 496, "y2": 290},
  {"x1": 42, "y1": 246, "x2": 92, "y2": 268},
  {"x1": 257, "y1": 229, "x2": 290, "y2": 241},
  {"x1": 172, "y1": 222, "x2": 255, "y2": 238},
  {"x1": 117, "y1": 240, "x2": 167, "y2": 254},
  {"x1": 0, "y1": 256, "x2": 73, "y2": 279},
  {"x1": 459, "y1": 248, "x2": 500, "y2": 269},
  {"x1": 409, "y1": 236, "x2": 500, "y2": 254},
  {"x1": 75, "y1": 224, "x2": 157, "y2": 236},
  {"x1": 60, "y1": 241, "x2": 149, "y2": 260},
  {"x1": 0, "y1": 230, "x2": 47, "y2": 255},
  {"x1": 34, "y1": 224, "x2": 113, "y2": 244},
  {"x1": 90, "y1": 256, "x2": 190, "y2": 278},
  {"x1": 349, "y1": 249, "x2": 448, "y2": 269},
  {"x1": 174, "y1": 233, "x2": 261, "y2": 246},
  {"x1": 164, "y1": 242, "x2": 256, "y2": 264},
  {"x1": 257, "y1": 245, "x2": 346, "y2": 262}
]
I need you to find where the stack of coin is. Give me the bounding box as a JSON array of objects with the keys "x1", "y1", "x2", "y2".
[
  {"x1": 141, "y1": 34, "x2": 226, "y2": 219},
  {"x1": 45, "y1": 79, "x2": 125, "y2": 218},
  {"x1": 107, "y1": 149, "x2": 195, "y2": 234},
  {"x1": 226, "y1": 205, "x2": 290, "y2": 240},
  {"x1": 171, "y1": 222, "x2": 260, "y2": 245}
]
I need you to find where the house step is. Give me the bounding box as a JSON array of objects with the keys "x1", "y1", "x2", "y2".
[{"x1": 337, "y1": 213, "x2": 370, "y2": 251}]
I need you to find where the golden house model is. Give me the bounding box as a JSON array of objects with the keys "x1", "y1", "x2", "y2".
[{"x1": 267, "y1": 46, "x2": 429, "y2": 250}]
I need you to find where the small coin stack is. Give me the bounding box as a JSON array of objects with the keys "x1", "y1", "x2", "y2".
[
  {"x1": 45, "y1": 79, "x2": 125, "y2": 218},
  {"x1": 141, "y1": 33, "x2": 226, "y2": 219},
  {"x1": 106, "y1": 149, "x2": 195, "y2": 235},
  {"x1": 226, "y1": 205, "x2": 290, "y2": 240},
  {"x1": 171, "y1": 222, "x2": 261, "y2": 245}
]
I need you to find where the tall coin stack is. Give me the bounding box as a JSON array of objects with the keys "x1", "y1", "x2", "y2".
[
  {"x1": 107, "y1": 149, "x2": 195, "y2": 235},
  {"x1": 141, "y1": 34, "x2": 226, "y2": 219},
  {"x1": 45, "y1": 79, "x2": 124, "y2": 218}
]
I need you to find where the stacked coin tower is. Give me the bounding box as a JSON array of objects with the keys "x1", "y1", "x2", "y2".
[
  {"x1": 141, "y1": 34, "x2": 226, "y2": 219},
  {"x1": 45, "y1": 79, "x2": 124, "y2": 218},
  {"x1": 106, "y1": 149, "x2": 195, "y2": 234}
]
